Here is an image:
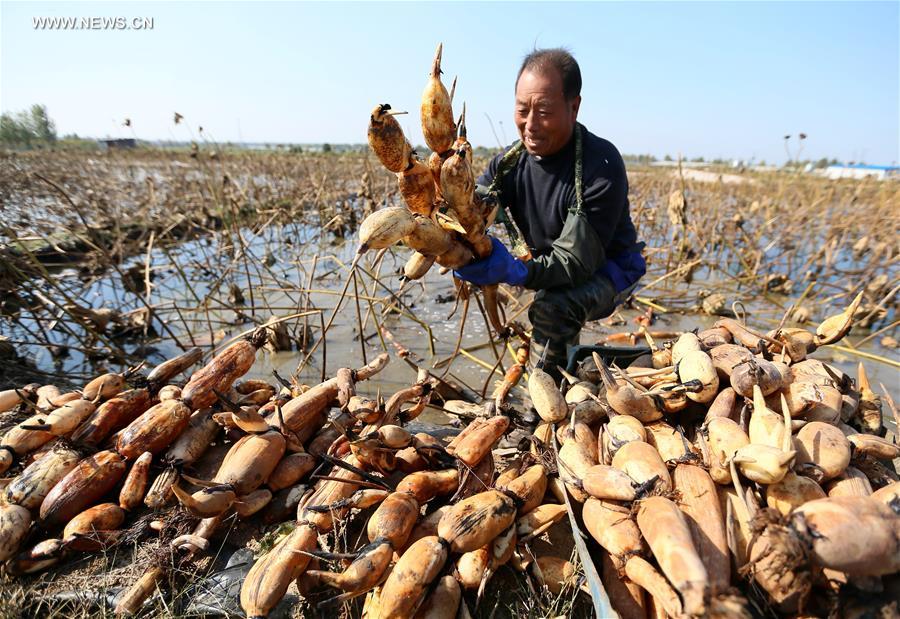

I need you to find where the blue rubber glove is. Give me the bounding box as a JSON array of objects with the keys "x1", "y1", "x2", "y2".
[{"x1": 453, "y1": 237, "x2": 529, "y2": 286}]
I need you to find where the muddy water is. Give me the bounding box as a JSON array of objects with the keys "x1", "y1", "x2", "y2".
[
  {"x1": 252, "y1": 242, "x2": 899, "y2": 430},
  {"x1": 226, "y1": 243, "x2": 499, "y2": 427},
  {"x1": 9, "y1": 221, "x2": 899, "y2": 426}
]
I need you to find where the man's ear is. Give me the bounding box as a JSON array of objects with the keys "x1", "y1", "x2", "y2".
[{"x1": 571, "y1": 95, "x2": 582, "y2": 119}]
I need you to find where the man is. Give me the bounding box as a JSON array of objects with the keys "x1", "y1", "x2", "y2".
[{"x1": 454, "y1": 48, "x2": 646, "y2": 379}]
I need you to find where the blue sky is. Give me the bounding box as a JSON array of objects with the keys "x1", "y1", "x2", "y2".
[{"x1": 2, "y1": 1, "x2": 897, "y2": 164}]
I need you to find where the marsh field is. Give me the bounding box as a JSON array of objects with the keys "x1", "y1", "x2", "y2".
[
  {"x1": 0, "y1": 146, "x2": 897, "y2": 618},
  {"x1": 2, "y1": 147, "x2": 897, "y2": 398}
]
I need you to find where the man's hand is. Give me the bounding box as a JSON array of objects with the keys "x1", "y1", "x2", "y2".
[{"x1": 453, "y1": 237, "x2": 529, "y2": 286}]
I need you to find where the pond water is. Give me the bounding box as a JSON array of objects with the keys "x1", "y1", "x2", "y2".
[{"x1": 7, "y1": 217, "x2": 898, "y2": 426}]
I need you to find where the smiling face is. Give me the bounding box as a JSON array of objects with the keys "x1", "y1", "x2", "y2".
[{"x1": 514, "y1": 67, "x2": 581, "y2": 157}]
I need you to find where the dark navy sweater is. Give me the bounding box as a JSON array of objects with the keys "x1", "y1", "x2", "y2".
[{"x1": 478, "y1": 124, "x2": 642, "y2": 290}]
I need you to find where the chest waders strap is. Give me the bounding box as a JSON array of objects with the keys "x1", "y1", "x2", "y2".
[{"x1": 571, "y1": 124, "x2": 585, "y2": 215}]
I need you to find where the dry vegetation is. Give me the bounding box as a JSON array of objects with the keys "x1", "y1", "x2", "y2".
[
  {"x1": 0, "y1": 146, "x2": 897, "y2": 618},
  {"x1": 1, "y1": 147, "x2": 896, "y2": 388}
]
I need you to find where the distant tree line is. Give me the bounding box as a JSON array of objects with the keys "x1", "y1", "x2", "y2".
[
  {"x1": 623, "y1": 153, "x2": 658, "y2": 164},
  {"x1": 0, "y1": 108, "x2": 857, "y2": 168},
  {"x1": 0, "y1": 105, "x2": 57, "y2": 147},
  {"x1": 655, "y1": 154, "x2": 846, "y2": 169}
]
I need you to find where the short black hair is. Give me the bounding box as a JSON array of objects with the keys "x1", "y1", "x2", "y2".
[{"x1": 517, "y1": 48, "x2": 582, "y2": 101}]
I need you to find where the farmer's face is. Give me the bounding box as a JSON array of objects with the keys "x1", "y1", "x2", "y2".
[{"x1": 515, "y1": 67, "x2": 581, "y2": 157}]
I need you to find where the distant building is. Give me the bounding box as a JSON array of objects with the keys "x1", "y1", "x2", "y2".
[
  {"x1": 822, "y1": 163, "x2": 899, "y2": 181},
  {"x1": 100, "y1": 138, "x2": 136, "y2": 149}
]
